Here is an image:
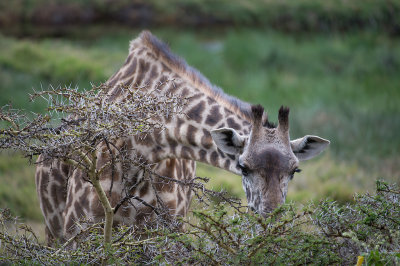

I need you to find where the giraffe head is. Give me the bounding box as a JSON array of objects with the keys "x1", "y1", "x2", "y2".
[{"x1": 211, "y1": 105, "x2": 330, "y2": 216}]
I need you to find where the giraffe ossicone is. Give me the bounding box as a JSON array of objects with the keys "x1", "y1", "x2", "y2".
[{"x1": 35, "y1": 31, "x2": 329, "y2": 244}]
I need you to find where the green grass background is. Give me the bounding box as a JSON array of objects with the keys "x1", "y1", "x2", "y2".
[{"x1": 0, "y1": 25, "x2": 399, "y2": 230}]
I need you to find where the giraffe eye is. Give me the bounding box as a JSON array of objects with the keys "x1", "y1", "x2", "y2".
[
  {"x1": 290, "y1": 168, "x2": 301, "y2": 180},
  {"x1": 237, "y1": 163, "x2": 250, "y2": 176}
]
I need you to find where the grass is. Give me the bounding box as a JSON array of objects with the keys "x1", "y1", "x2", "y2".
[
  {"x1": 0, "y1": 153, "x2": 41, "y2": 221},
  {"x1": 0, "y1": 26, "x2": 399, "y2": 224}
]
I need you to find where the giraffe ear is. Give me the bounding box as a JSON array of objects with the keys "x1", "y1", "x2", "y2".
[
  {"x1": 211, "y1": 128, "x2": 246, "y2": 155},
  {"x1": 291, "y1": 135, "x2": 330, "y2": 161}
]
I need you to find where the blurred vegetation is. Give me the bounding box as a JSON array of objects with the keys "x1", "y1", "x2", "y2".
[
  {"x1": 0, "y1": 1, "x2": 399, "y2": 235},
  {"x1": 0, "y1": 0, "x2": 399, "y2": 35},
  {"x1": 0, "y1": 153, "x2": 41, "y2": 221}
]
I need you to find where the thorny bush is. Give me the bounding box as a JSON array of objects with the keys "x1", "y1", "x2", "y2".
[
  {"x1": 0, "y1": 180, "x2": 399, "y2": 265},
  {"x1": 0, "y1": 82, "x2": 185, "y2": 161},
  {"x1": 0, "y1": 84, "x2": 398, "y2": 264},
  {"x1": 0, "y1": 82, "x2": 188, "y2": 250}
]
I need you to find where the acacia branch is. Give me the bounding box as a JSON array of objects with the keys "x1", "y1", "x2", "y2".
[
  {"x1": 63, "y1": 158, "x2": 87, "y2": 172},
  {"x1": 0, "y1": 83, "x2": 186, "y2": 257},
  {"x1": 114, "y1": 194, "x2": 159, "y2": 215},
  {"x1": 85, "y1": 150, "x2": 114, "y2": 247}
]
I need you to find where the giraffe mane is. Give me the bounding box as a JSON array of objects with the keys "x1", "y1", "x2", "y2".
[{"x1": 130, "y1": 30, "x2": 253, "y2": 121}]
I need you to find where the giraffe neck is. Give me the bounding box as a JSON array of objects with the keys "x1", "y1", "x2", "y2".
[
  {"x1": 150, "y1": 87, "x2": 250, "y2": 174},
  {"x1": 106, "y1": 31, "x2": 253, "y2": 175}
]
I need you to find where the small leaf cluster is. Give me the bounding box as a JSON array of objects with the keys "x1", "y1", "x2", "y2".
[{"x1": 314, "y1": 180, "x2": 400, "y2": 265}]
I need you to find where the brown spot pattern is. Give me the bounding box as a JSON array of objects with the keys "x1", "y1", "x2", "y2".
[
  {"x1": 227, "y1": 117, "x2": 241, "y2": 130},
  {"x1": 149, "y1": 63, "x2": 160, "y2": 77},
  {"x1": 121, "y1": 57, "x2": 137, "y2": 80},
  {"x1": 79, "y1": 189, "x2": 89, "y2": 210},
  {"x1": 139, "y1": 182, "x2": 149, "y2": 198},
  {"x1": 187, "y1": 101, "x2": 205, "y2": 123},
  {"x1": 74, "y1": 202, "x2": 84, "y2": 217},
  {"x1": 107, "y1": 72, "x2": 122, "y2": 87},
  {"x1": 174, "y1": 118, "x2": 185, "y2": 138},
  {"x1": 205, "y1": 106, "x2": 222, "y2": 126},
  {"x1": 201, "y1": 129, "x2": 213, "y2": 149},
  {"x1": 186, "y1": 125, "x2": 198, "y2": 146},
  {"x1": 210, "y1": 151, "x2": 219, "y2": 163},
  {"x1": 181, "y1": 88, "x2": 189, "y2": 97},
  {"x1": 136, "y1": 59, "x2": 150, "y2": 86},
  {"x1": 50, "y1": 216, "x2": 61, "y2": 233},
  {"x1": 166, "y1": 135, "x2": 178, "y2": 153},
  {"x1": 181, "y1": 146, "x2": 195, "y2": 159},
  {"x1": 224, "y1": 159, "x2": 231, "y2": 169},
  {"x1": 65, "y1": 218, "x2": 75, "y2": 234},
  {"x1": 198, "y1": 149, "x2": 207, "y2": 162}
]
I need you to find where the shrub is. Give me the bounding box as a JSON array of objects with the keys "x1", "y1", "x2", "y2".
[{"x1": 1, "y1": 180, "x2": 399, "y2": 264}]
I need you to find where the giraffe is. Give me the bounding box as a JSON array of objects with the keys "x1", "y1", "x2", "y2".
[{"x1": 35, "y1": 31, "x2": 330, "y2": 244}]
